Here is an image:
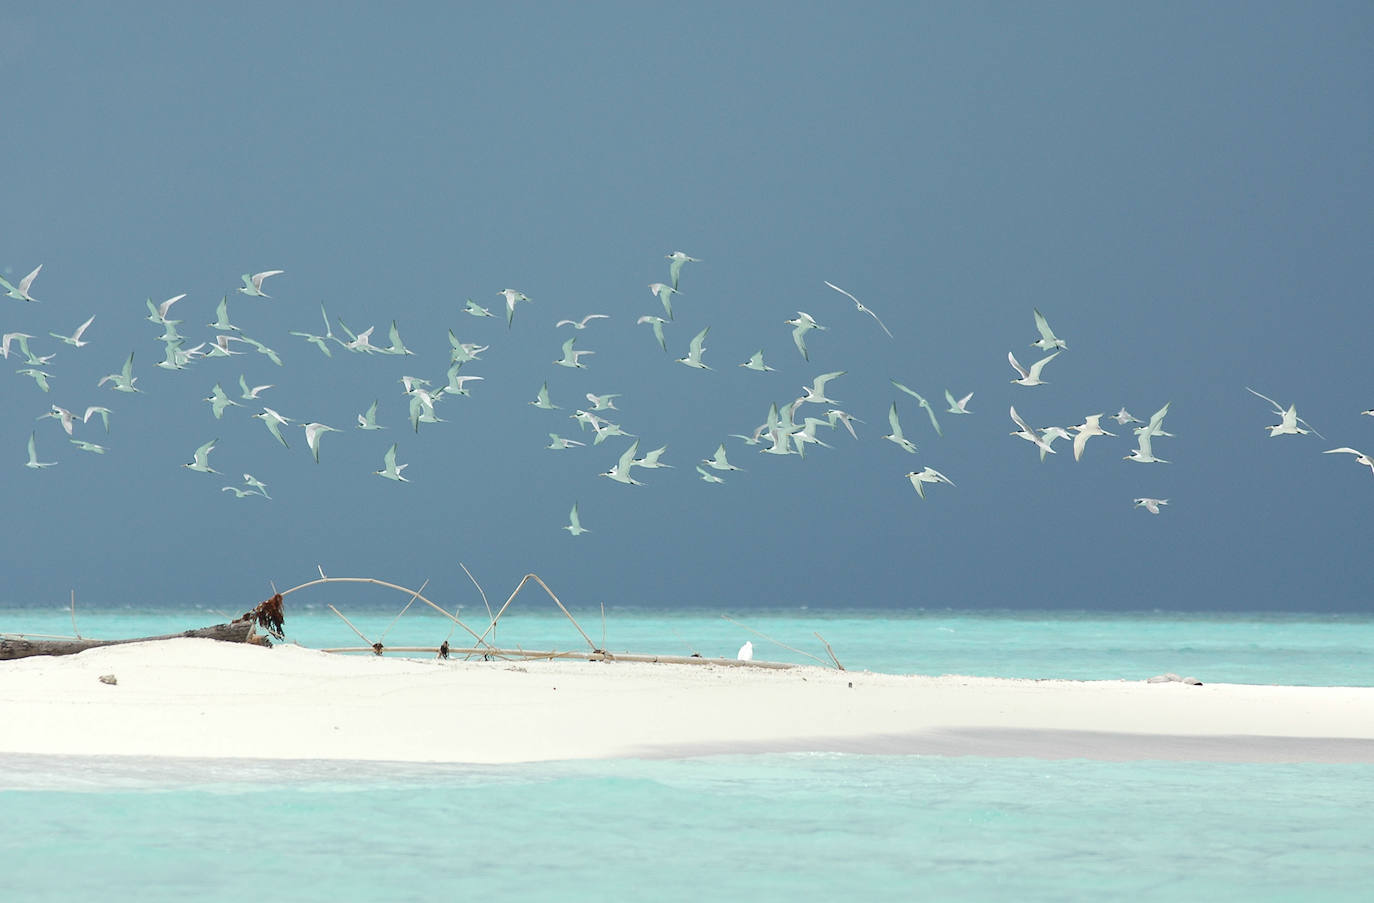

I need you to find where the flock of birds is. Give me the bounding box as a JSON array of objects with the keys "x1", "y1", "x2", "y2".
[{"x1": 5, "y1": 257, "x2": 1373, "y2": 539}]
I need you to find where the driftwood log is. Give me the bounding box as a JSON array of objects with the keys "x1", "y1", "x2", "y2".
[{"x1": 0, "y1": 595, "x2": 283, "y2": 662}]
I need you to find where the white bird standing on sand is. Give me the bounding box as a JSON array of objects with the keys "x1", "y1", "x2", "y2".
[
  {"x1": 564, "y1": 502, "x2": 588, "y2": 536},
  {"x1": 1009, "y1": 406, "x2": 1057, "y2": 456},
  {"x1": 375, "y1": 443, "x2": 409, "y2": 481},
  {"x1": 1323, "y1": 447, "x2": 1374, "y2": 475},
  {"x1": 666, "y1": 251, "x2": 700, "y2": 290},
  {"x1": 883, "y1": 402, "x2": 918, "y2": 454},
  {"x1": 1008, "y1": 350, "x2": 1060, "y2": 386},
  {"x1": 786, "y1": 312, "x2": 826, "y2": 361},
  {"x1": 184, "y1": 438, "x2": 219, "y2": 474},
  {"x1": 906, "y1": 467, "x2": 955, "y2": 499},
  {"x1": 823, "y1": 280, "x2": 893, "y2": 339},
  {"x1": 50, "y1": 315, "x2": 95, "y2": 348},
  {"x1": 556, "y1": 314, "x2": 610, "y2": 329},
  {"x1": 736, "y1": 641, "x2": 753, "y2": 661},
  {"x1": 1031, "y1": 309, "x2": 1067, "y2": 351},
  {"x1": 945, "y1": 390, "x2": 974, "y2": 414},
  {"x1": 676, "y1": 326, "x2": 712, "y2": 370},
  {"x1": 499, "y1": 288, "x2": 530, "y2": 328},
  {"x1": 555, "y1": 336, "x2": 594, "y2": 369},
  {"x1": 1134, "y1": 498, "x2": 1169, "y2": 514},
  {"x1": 238, "y1": 270, "x2": 284, "y2": 298},
  {"x1": 25, "y1": 432, "x2": 56, "y2": 469},
  {"x1": 1, "y1": 264, "x2": 42, "y2": 302},
  {"x1": 1070, "y1": 414, "x2": 1116, "y2": 461}
]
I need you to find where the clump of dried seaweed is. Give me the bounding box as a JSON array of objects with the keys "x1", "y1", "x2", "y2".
[{"x1": 240, "y1": 593, "x2": 286, "y2": 640}]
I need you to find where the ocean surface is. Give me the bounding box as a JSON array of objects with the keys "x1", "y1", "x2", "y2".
[{"x1": 3, "y1": 606, "x2": 1372, "y2": 901}]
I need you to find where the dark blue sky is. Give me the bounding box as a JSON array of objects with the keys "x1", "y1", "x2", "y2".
[{"x1": 3, "y1": 2, "x2": 1371, "y2": 613}]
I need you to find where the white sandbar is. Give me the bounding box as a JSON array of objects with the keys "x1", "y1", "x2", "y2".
[{"x1": 1, "y1": 639, "x2": 1371, "y2": 764}]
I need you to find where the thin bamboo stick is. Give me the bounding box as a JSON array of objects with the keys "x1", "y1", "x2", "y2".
[
  {"x1": 378, "y1": 578, "x2": 429, "y2": 642},
  {"x1": 721, "y1": 614, "x2": 831, "y2": 667},
  {"x1": 815, "y1": 632, "x2": 845, "y2": 671},
  {"x1": 328, "y1": 604, "x2": 375, "y2": 649},
  {"x1": 280, "y1": 576, "x2": 493, "y2": 650},
  {"x1": 317, "y1": 646, "x2": 798, "y2": 669},
  {"x1": 469, "y1": 573, "x2": 597, "y2": 655}
]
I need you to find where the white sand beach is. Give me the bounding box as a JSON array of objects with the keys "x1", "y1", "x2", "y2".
[{"x1": 2, "y1": 638, "x2": 1372, "y2": 764}]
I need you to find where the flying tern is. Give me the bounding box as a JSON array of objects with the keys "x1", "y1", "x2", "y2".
[
  {"x1": 1069, "y1": 414, "x2": 1116, "y2": 461},
  {"x1": 564, "y1": 502, "x2": 589, "y2": 535},
  {"x1": 302, "y1": 422, "x2": 338, "y2": 463},
  {"x1": 204, "y1": 383, "x2": 241, "y2": 419},
  {"x1": 464, "y1": 298, "x2": 495, "y2": 318},
  {"x1": 530, "y1": 382, "x2": 560, "y2": 410},
  {"x1": 637, "y1": 315, "x2": 668, "y2": 352},
  {"x1": 665, "y1": 251, "x2": 700, "y2": 290},
  {"x1": 184, "y1": 438, "x2": 219, "y2": 474},
  {"x1": 357, "y1": 399, "x2": 385, "y2": 430},
  {"x1": 1, "y1": 264, "x2": 42, "y2": 302},
  {"x1": 883, "y1": 402, "x2": 918, "y2": 454},
  {"x1": 649, "y1": 283, "x2": 678, "y2": 320},
  {"x1": 99, "y1": 352, "x2": 140, "y2": 393},
  {"x1": 1323, "y1": 447, "x2": 1374, "y2": 475},
  {"x1": 49, "y1": 315, "x2": 95, "y2": 347},
  {"x1": 701, "y1": 443, "x2": 743, "y2": 471},
  {"x1": 208, "y1": 296, "x2": 241, "y2": 332},
  {"x1": 676, "y1": 326, "x2": 711, "y2": 370},
  {"x1": 892, "y1": 381, "x2": 941, "y2": 435},
  {"x1": 498, "y1": 288, "x2": 530, "y2": 328},
  {"x1": 252, "y1": 407, "x2": 291, "y2": 447},
  {"x1": 945, "y1": 390, "x2": 974, "y2": 414},
  {"x1": 1031, "y1": 309, "x2": 1067, "y2": 350},
  {"x1": 785, "y1": 312, "x2": 826, "y2": 361},
  {"x1": 824, "y1": 280, "x2": 893, "y2": 338},
  {"x1": 1133, "y1": 497, "x2": 1169, "y2": 514},
  {"x1": 739, "y1": 350, "x2": 774, "y2": 372},
  {"x1": 238, "y1": 270, "x2": 284, "y2": 298},
  {"x1": 1008, "y1": 350, "x2": 1060, "y2": 386},
  {"x1": 25, "y1": 432, "x2": 55, "y2": 468},
  {"x1": 1008, "y1": 405, "x2": 1057, "y2": 456},
  {"x1": 906, "y1": 467, "x2": 955, "y2": 499},
  {"x1": 238, "y1": 374, "x2": 273, "y2": 399},
  {"x1": 556, "y1": 314, "x2": 609, "y2": 329},
  {"x1": 600, "y1": 440, "x2": 644, "y2": 485},
  {"x1": 375, "y1": 443, "x2": 409, "y2": 481},
  {"x1": 554, "y1": 336, "x2": 594, "y2": 368}
]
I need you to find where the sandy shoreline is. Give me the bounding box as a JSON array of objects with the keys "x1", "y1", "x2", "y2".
[{"x1": 2, "y1": 638, "x2": 1372, "y2": 765}]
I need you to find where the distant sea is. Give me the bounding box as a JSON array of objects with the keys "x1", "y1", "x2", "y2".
[{"x1": 3, "y1": 606, "x2": 1372, "y2": 901}]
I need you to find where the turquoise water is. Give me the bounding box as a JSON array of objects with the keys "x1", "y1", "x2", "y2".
[
  {"x1": 2, "y1": 754, "x2": 1372, "y2": 902},
  {"x1": 3, "y1": 607, "x2": 1372, "y2": 900},
  {"x1": 3, "y1": 604, "x2": 1372, "y2": 685}
]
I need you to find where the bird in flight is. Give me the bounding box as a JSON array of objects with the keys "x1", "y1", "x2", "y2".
[
  {"x1": 665, "y1": 251, "x2": 700, "y2": 290},
  {"x1": 1031, "y1": 309, "x2": 1067, "y2": 351},
  {"x1": 1008, "y1": 350, "x2": 1060, "y2": 386},
  {"x1": 824, "y1": 280, "x2": 893, "y2": 338},
  {"x1": 1133, "y1": 498, "x2": 1169, "y2": 514},
  {"x1": 238, "y1": 270, "x2": 284, "y2": 298},
  {"x1": 1, "y1": 264, "x2": 42, "y2": 302}
]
